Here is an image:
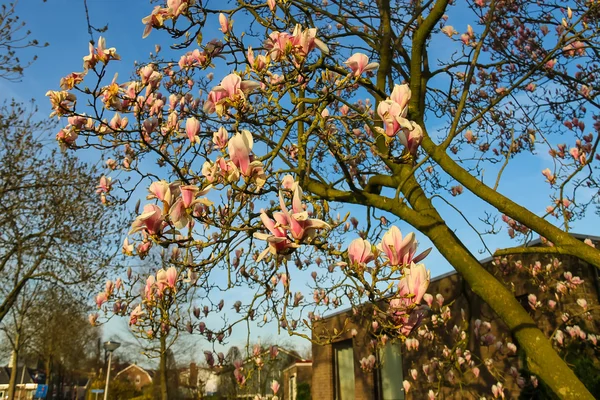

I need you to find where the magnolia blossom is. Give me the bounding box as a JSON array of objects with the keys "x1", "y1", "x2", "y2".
[
  {"x1": 376, "y1": 84, "x2": 416, "y2": 147},
  {"x1": 142, "y1": 6, "x2": 170, "y2": 38},
  {"x1": 147, "y1": 180, "x2": 176, "y2": 205},
  {"x1": 291, "y1": 24, "x2": 329, "y2": 58},
  {"x1": 96, "y1": 176, "x2": 112, "y2": 195},
  {"x1": 95, "y1": 292, "x2": 108, "y2": 308},
  {"x1": 130, "y1": 204, "x2": 165, "y2": 236},
  {"x1": 254, "y1": 185, "x2": 330, "y2": 261},
  {"x1": 378, "y1": 226, "x2": 430, "y2": 266},
  {"x1": 156, "y1": 266, "x2": 178, "y2": 294},
  {"x1": 83, "y1": 37, "x2": 120, "y2": 71},
  {"x1": 129, "y1": 305, "x2": 144, "y2": 325},
  {"x1": 271, "y1": 380, "x2": 280, "y2": 394},
  {"x1": 205, "y1": 74, "x2": 260, "y2": 115},
  {"x1": 186, "y1": 117, "x2": 200, "y2": 144},
  {"x1": 344, "y1": 53, "x2": 379, "y2": 77},
  {"x1": 228, "y1": 130, "x2": 256, "y2": 176},
  {"x1": 347, "y1": 238, "x2": 375, "y2": 266},
  {"x1": 219, "y1": 13, "x2": 229, "y2": 34},
  {"x1": 265, "y1": 31, "x2": 292, "y2": 61},
  {"x1": 398, "y1": 121, "x2": 423, "y2": 156},
  {"x1": 213, "y1": 127, "x2": 229, "y2": 149},
  {"x1": 389, "y1": 262, "x2": 431, "y2": 335},
  {"x1": 377, "y1": 100, "x2": 404, "y2": 137}
]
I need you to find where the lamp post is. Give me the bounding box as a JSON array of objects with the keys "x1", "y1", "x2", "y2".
[{"x1": 103, "y1": 341, "x2": 120, "y2": 400}]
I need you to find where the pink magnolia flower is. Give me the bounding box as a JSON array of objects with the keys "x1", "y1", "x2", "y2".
[
  {"x1": 347, "y1": 238, "x2": 375, "y2": 265},
  {"x1": 214, "y1": 74, "x2": 260, "y2": 100},
  {"x1": 213, "y1": 127, "x2": 229, "y2": 149},
  {"x1": 267, "y1": 0, "x2": 276, "y2": 11},
  {"x1": 271, "y1": 380, "x2": 280, "y2": 394},
  {"x1": 398, "y1": 121, "x2": 423, "y2": 156},
  {"x1": 186, "y1": 117, "x2": 200, "y2": 144},
  {"x1": 129, "y1": 305, "x2": 144, "y2": 325},
  {"x1": 577, "y1": 298, "x2": 588, "y2": 310},
  {"x1": 423, "y1": 293, "x2": 433, "y2": 307},
  {"x1": 403, "y1": 380, "x2": 411, "y2": 393},
  {"x1": 228, "y1": 130, "x2": 255, "y2": 176},
  {"x1": 47, "y1": 91, "x2": 77, "y2": 118},
  {"x1": 147, "y1": 180, "x2": 174, "y2": 204},
  {"x1": 541, "y1": 168, "x2": 555, "y2": 185},
  {"x1": 167, "y1": 0, "x2": 187, "y2": 17},
  {"x1": 95, "y1": 292, "x2": 108, "y2": 308},
  {"x1": 96, "y1": 176, "x2": 113, "y2": 194},
  {"x1": 390, "y1": 84, "x2": 411, "y2": 112},
  {"x1": 203, "y1": 89, "x2": 227, "y2": 114},
  {"x1": 359, "y1": 355, "x2": 377, "y2": 372},
  {"x1": 130, "y1": 204, "x2": 165, "y2": 236},
  {"x1": 281, "y1": 174, "x2": 297, "y2": 191},
  {"x1": 122, "y1": 238, "x2": 134, "y2": 255},
  {"x1": 344, "y1": 53, "x2": 379, "y2": 77},
  {"x1": 276, "y1": 186, "x2": 331, "y2": 241},
  {"x1": 378, "y1": 226, "x2": 430, "y2": 266},
  {"x1": 95, "y1": 37, "x2": 120, "y2": 65},
  {"x1": 253, "y1": 212, "x2": 299, "y2": 262},
  {"x1": 142, "y1": 6, "x2": 170, "y2": 38},
  {"x1": 254, "y1": 185, "x2": 330, "y2": 260},
  {"x1": 290, "y1": 24, "x2": 329, "y2": 58},
  {"x1": 219, "y1": 13, "x2": 229, "y2": 33},
  {"x1": 441, "y1": 25, "x2": 457, "y2": 37},
  {"x1": 398, "y1": 262, "x2": 430, "y2": 305},
  {"x1": 88, "y1": 313, "x2": 99, "y2": 326},
  {"x1": 377, "y1": 100, "x2": 404, "y2": 137},
  {"x1": 60, "y1": 72, "x2": 86, "y2": 90},
  {"x1": 206, "y1": 74, "x2": 260, "y2": 115},
  {"x1": 265, "y1": 31, "x2": 293, "y2": 61},
  {"x1": 166, "y1": 266, "x2": 178, "y2": 288}
]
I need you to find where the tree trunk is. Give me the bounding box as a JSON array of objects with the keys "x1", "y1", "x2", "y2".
[
  {"x1": 45, "y1": 357, "x2": 53, "y2": 398},
  {"x1": 423, "y1": 220, "x2": 594, "y2": 399},
  {"x1": 7, "y1": 344, "x2": 19, "y2": 400},
  {"x1": 160, "y1": 333, "x2": 168, "y2": 400}
]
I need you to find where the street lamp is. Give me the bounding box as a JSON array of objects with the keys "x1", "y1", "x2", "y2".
[{"x1": 103, "y1": 341, "x2": 121, "y2": 400}]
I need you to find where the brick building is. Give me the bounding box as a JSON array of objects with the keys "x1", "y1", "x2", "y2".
[
  {"x1": 282, "y1": 361, "x2": 312, "y2": 400},
  {"x1": 311, "y1": 235, "x2": 600, "y2": 399}
]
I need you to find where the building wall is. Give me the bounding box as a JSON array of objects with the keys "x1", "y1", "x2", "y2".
[
  {"x1": 282, "y1": 363, "x2": 312, "y2": 400},
  {"x1": 115, "y1": 365, "x2": 153, "y2": 391},
  {"x1": 311, "y1": 251, "x2": 600, "y2": 399}
]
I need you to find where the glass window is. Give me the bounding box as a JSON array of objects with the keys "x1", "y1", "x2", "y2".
[
  {"x1": 334, "y1": 340, "x2": 355, "y2": 400},
  {"x1": 289, "y1": 374, "x2": 296, "y2": 400},
  {"x1": 379, "y1": 341, "x2": 405, "y2": 400}
]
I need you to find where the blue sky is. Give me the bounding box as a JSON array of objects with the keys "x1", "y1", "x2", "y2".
[{"x1": 4, "y1": 0, "x2": 600, "y2": 365}]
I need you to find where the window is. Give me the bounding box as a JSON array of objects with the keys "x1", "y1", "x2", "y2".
[
  {"x1": 378, "y1": 341, "x2": 405, "y2": 400},
  {"x1": 135, "y1": 375, "x2": 141, "y2": 385},
  {"x1": 334, "y1": 340, "x2": 355, "y2": 400},
  {"x1": 289, "y1": 374, "x2": 296, "y2": 400}
]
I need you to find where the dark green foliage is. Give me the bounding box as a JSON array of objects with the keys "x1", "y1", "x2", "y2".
[{"x1": 297, "y1": 382, "x2": 311, "y2": 400}]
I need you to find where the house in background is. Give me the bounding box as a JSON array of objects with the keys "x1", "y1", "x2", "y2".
[
  {"x1": 311, "y1": 234, "x2": 600, "y2": 399},
  {"x1": 113, "y1": 363, "x2": 154, "y2": 391},
  {"x1": 282, "y1": 361, "x2": 312, "y2": 400},
  {"x1": 0, "y1": 366, "x2": 46, "y2": 400}
]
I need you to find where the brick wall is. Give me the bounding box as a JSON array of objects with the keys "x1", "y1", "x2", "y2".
[{"x1": 311, "y1": 249, "x2": 600, "y2": 399}]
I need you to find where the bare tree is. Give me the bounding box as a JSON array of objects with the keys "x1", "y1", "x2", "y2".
[
  {"x1": 0, "y1": 100, "x2": 121, "y2": 323},
  {"x1": 0, "y1": 1, "x2": 48, "y2": 81}
]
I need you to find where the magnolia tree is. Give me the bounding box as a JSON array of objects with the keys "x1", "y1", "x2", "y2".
[{"x1": 48, "y1": 0, "x2": 600, "y2": 398}]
